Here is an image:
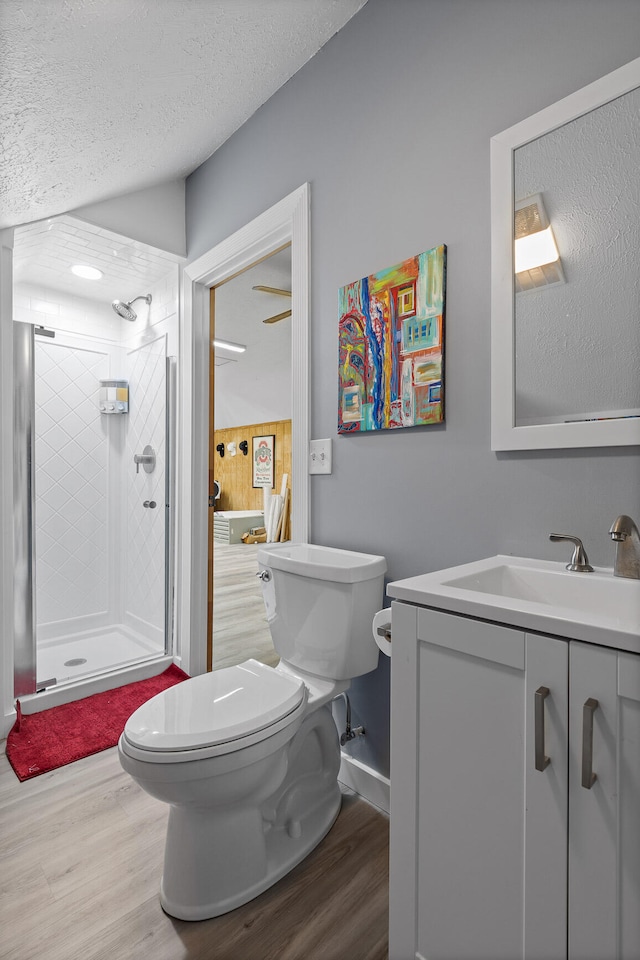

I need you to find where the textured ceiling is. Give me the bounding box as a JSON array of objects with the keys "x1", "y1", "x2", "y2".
[{"x1": 0, "y1": 0, "x2": 366, "y2": 230}]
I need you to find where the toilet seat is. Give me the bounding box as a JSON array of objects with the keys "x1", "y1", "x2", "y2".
[{"x1": 121, "y1": 659, "x2": 306, "y2": 762}]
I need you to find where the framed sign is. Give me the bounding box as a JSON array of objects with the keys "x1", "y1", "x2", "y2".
[{"x1": 252, "y1": 434, "x2": 275, "y2": 488}]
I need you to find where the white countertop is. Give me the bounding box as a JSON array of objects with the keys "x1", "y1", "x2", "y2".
[{"x1": 387, "y1": 555, "x2": 640, "y2": 655}]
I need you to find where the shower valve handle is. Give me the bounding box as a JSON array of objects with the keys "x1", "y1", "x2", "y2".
[
  {"x1": 134, "y1": 446, "x2": 156, "y2": 474},
  {"x1": 134, "y1": 453, "x2": 153, "y2": 473}
]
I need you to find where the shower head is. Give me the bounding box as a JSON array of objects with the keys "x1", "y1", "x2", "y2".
[
  {"x1": 111, "y1": 294, "x2": 152, "y2": 321},
  {"x1": 112, "y1": 300, "x2": 137, "y2": 321}
]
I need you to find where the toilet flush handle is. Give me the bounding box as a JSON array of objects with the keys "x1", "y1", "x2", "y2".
[{"x1": 256, "y1": 570, "x2": 271, "y2": 582}]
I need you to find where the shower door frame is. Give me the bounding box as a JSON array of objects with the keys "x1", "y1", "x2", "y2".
[{"x1": 13, "y1": 322, "x2": 37, "y2": 696}]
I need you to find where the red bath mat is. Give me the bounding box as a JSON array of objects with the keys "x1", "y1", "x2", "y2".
[{"x1": 6, "y1": 664, "x2": 189, "y2": 781}]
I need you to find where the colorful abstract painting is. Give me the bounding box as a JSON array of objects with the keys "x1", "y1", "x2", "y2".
[{"x1": 338, "y1": 245, "x2": 446, "y2": 433}]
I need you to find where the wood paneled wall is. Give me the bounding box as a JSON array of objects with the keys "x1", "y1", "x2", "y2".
[{"x1": 213, "y1": 419, "x2": 291, "y2": 512}]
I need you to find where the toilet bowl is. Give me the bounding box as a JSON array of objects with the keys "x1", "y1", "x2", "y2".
[
  {"x1": 118, "y1": 543, "x2": 386, "y2": 921},
  {"x1": 119, "y1": 659, "x2": 345, "y2": 920}
]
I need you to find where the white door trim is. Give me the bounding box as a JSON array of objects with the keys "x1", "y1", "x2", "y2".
[{"x1": 179, "y1": 184, "x2": 310, "y2": 677}]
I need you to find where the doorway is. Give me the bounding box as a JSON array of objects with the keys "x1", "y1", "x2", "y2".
[
  {"x1": 182, "y1": 183, "x2": 310, "y2": 678},
  {"x1": 209, "y1": 247, "x2": 292, "y2": 670}
]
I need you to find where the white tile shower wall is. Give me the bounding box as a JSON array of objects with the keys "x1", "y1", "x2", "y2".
[
  {"x1": 14, "y1": 283, "x2": 127, "y2": 342},
  {"x1": 116, "y1": 269, "x2": 179, "y2": 360},
  {"x1": 123, "y1": 335, "x2": 167, "y2": 646},
  {"x1": 34, "y1": 336, "x2": 115, "y2": 634},
  {"x1": 121, "y1": 268, "x2": 179, "y2": 651},
  {"x1": 118, "y1": 268, "x2": 178, "y2": 653}
]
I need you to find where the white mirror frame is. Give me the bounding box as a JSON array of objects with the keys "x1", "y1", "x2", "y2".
[{"x1": 491, "y1": 57, "x2": 640, "y2": 451}]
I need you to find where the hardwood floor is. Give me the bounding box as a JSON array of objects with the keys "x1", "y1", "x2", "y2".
[
  {"x1": 212, "y1": 541, "x2": 278, "y2": 670},
  {"x1": 0, "y1": 747, "x2": 389, "y2": 960}
]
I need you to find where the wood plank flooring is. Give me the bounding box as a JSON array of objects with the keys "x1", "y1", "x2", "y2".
[
  {"x1": 213, "y1": 541, "x2": 278, "y2": 670},
  {"x1": 0, "y1": 747, "x2": 389, "y2": 960}
]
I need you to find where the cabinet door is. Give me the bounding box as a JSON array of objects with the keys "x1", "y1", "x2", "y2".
[
  {"x1": 406, "y1": 608, "x2": 567, "y2": 960},
  {"x1": 389, "y1": 600, "x2": 420, "y2": 960},
  {"x1": 523, "y1": 631, "x2": 570, "y2": 958},
  {"x1": 569, "y1": 642, "x2": 640, "y2": 960}
]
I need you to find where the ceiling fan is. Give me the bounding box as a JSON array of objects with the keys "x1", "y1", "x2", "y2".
[{"x1": 252, "y1": 284, "x2": 292, "y2": 324}]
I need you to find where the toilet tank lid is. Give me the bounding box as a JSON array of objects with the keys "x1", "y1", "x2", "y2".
[
  {"x1": 257, "y1": 542, "x2": 387, "y2": 583},
  {"x1": 122, "y1": 660, "x2": 305, "y2": 752}
]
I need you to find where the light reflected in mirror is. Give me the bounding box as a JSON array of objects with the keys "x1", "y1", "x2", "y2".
[{"x1": 513, "y1": 86, "x2": 640, "y2": 427}]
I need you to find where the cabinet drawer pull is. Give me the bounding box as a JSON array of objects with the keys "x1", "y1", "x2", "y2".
[
  {"x1": 581, "y1": 697, "x2": 599, "y2": 789},
  {"x1": 534, "y1": 686, "x2": 551, "y2": 771}
]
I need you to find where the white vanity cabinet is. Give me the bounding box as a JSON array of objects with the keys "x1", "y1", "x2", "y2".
[{"x1": 388, "y1": 601, "x2": 640, "y2": 960}]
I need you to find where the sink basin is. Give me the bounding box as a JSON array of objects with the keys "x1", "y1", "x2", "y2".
[
  {"x1": 387, "y1": 555, "x2": 640, "y2": 653},
  {"x1": 442, "y1": 562, "x2": 631, "y2": 613}
]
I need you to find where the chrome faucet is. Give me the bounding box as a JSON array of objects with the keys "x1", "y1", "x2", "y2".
[{"x1": 609, "y1": 515, "x2": 640, "y2": 579}]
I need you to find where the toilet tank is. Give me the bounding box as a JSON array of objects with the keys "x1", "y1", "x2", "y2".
[{"x1": 257, "y1": 543, "x2": 387, "y2": 681}]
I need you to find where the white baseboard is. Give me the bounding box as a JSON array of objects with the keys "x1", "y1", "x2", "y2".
[{"x1": 338, "y1": 752, "x2": 390, "y2": 815}]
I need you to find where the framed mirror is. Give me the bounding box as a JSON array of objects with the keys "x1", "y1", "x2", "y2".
[{"x1": 491, "y1": 57, "x2": 640, "y2": 450}]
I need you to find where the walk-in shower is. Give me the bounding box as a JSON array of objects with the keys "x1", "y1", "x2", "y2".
[{"x1": 13, "y1": 320, "x2": 175, "y2": 696}]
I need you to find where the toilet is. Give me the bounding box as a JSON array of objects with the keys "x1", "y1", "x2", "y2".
[{"x1": 118, "y1": 542, "x2": 386, "y2": 921}]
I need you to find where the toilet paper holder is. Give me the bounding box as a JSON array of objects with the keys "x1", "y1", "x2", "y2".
[{"x1": 373, "y1": 609, "x2": 392, "y2": 657}]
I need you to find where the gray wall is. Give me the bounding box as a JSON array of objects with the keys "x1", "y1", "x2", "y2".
[
  {"x1": 186, "y1": 0, "x2": 640, "y2": 778},
  {"x1": 72, "y1": 179, "x2": 186, "y2": 257}
]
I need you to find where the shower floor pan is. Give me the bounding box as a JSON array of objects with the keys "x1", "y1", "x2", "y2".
[{"x1": 37, "y1": 626, "x2": 163, "y2": 687}]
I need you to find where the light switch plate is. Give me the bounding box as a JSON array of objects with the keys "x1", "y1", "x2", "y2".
[{"x1": 309, "y1": 438, "x2": 332, "y2": 474}]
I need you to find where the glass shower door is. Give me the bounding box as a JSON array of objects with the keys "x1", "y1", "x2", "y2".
[{"x1": 33, "y1": 329, "x2": 113, "y2": 684}]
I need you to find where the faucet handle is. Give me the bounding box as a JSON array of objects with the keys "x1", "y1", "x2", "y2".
[{"x1": 549, "y1": 534, "x2": 594, "y2": 573}]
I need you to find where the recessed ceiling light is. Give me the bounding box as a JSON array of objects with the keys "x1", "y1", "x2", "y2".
[{"x1": 71, "y1": 264, "x2": 103, "y2": 280}]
